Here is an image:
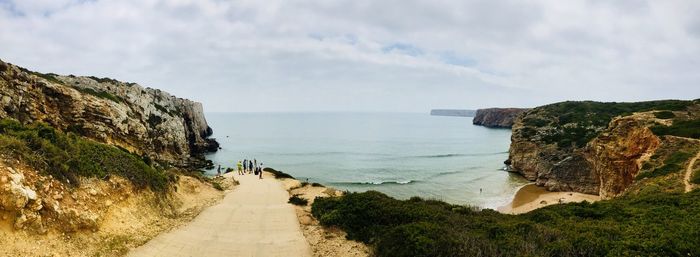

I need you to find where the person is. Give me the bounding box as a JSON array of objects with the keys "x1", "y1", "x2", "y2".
[
  {"x1": 217, "y1": 165, "x2": 221, "y2": 176},
  {"x1": 248, "y1": 161, "x2": 253, "y2": 174},
  {"x1": 243, "y1": 159, "x2": 248, "y2": 173},
  {"x1": 258, "y1": 163, "x2": 264, "y2": 179},
  {"x1": 254, "y1": 159, "x2": 257, "y2": 169},
  {"x1": 237, "y1": 160, "x2": 243, "y2": 175}
]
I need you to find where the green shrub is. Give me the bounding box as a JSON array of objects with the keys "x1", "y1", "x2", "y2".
[
  {"x1": 263, "y1": 167, "x2": 295, "y2": 179},
  {"x1": 311, "y1": 182, "x2": 324, "y2": 187},
  {"x1": 0, "y1": 119, "x2": 167, "y2": 191},
  {"x1": 651, "y1": 118, "x2": 700, "y2": 139},
  {"x1": 636, "y1": 151, "x2": 693, "y2": 180},
  {"x1": 212, "y1": 182, "x2": 224, "y2": 191},
  {"x1": 654, "y1": 111, "x2": 676, "y2": 119},
  {"x1": 288, "y1": 194, "x2": 308, "y2": 206},
  {"x1": 70, "y1": 86, "x2": 123, "y2": 103},
  {"x1": 312, "y1": 190, "x2": 700, "y2": 257}
]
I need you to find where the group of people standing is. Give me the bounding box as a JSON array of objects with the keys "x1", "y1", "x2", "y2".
[{"x1": 237, "y1": 158, "x2": 264, "y2": 179}]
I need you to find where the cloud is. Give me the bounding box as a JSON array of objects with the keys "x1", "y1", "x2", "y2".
[{"x1": 0, "y1": 0, "x2": 698, "y2": 112}]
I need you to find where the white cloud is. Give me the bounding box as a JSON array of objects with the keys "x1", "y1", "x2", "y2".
[{"x1": 0, "y1": 0, "x2": 698, "y2": 112}]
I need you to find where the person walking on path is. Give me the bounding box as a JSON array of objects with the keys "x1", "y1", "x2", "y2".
[
  {"x1": 258, "y1": 163, "x2": 264, "y2": 179},
  {"x1": 237, "y1": 160, "x2": 243, "y2": 175}
]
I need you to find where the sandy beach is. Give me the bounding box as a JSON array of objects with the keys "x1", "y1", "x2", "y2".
[{"x1": 499, "y1": 184, "x2": 601, "y2": 214}]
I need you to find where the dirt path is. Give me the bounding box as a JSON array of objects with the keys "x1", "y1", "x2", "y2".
[
  {"x1": 684, "y1": 151, "x2": 700, "y2": 193},
  {"x1": 128, "y1": 174, "x2": 311, "y2": 257}
]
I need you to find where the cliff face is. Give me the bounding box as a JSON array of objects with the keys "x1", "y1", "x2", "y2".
[
  {"x1": 0, "y1": 59, "x2": 218, "y2": 168},
  {"x1": 473, "y1": 108, "x2": 528, "y2": 128},
  {"x1": 508, "y1": 100, "x2": 699, "y2": 197}
]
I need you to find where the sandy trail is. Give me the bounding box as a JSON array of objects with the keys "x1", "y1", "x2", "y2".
[
  {"x1": 128, "y1": 174, "x2": 311, "y2": 257},
  {"x1": 684, "y1": 151, "x2": 700, "y2": 193}
]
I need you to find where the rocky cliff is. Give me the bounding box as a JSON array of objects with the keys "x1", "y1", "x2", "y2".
[
  {"x1": 508, "y1": 100, "x2": 700, "y2": 197},
  {"x1": 0, "y1": 59, "x2": 218, "y2": 168},
  {"x1": 473, "y1": 108, "x2": 529, "y2": 128}
]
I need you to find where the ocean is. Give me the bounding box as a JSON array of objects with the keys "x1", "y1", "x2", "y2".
[{"x1": 203, "y1": 112, "x2": 529, "y2": 209}]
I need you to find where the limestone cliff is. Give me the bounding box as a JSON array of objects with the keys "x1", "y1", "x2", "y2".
[
  {"x1": 473, "y1": 108, "x2": 528, "y2": 128},
  {"x1": 508, "y1": 100, "x2": 700, "y2": 197},
  {"x1": 0, "y1": 59, "x2": 218, "y2": 168}
]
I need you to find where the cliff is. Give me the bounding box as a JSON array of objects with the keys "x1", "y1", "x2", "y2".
[
  {"x1": 472, "y1": 108, "x2": 528, "y2": 128},
  {"x1": 0, "y1": 59, "x2": 218, "y2": 168},
  {"x1": 430, "y1": 109, "x2": 475, "y2": 117},
  {"x1": 508, "y1": 100, "x2": 700, "y2": 197}
]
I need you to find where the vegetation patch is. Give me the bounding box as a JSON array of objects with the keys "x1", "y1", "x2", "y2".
[
  {"x1": 0, "y1": 119, "x2": 168, "y2": 191},
  {"x1": 654, "y1": 111, "x2": 676, "y2": 119},
  {"x1": 263, "y1": 167, "x2": 295, "y2": 179},
  {"x1": 312, "y1": 190, "x2": 700, "y2": 257},
  {"x1": 651, "y1": 118, "x2": 700, "y2": 139},
  {"x1": 70, "y1": 86, "x2": 124, "y2": 103},
  {"x1": 288, "y1": 194, "x2": 308, "y2": 206},
  {"x1": 311, "y1": 182, "x2": 324, "y2": 187},
  {"x1": 636, "y1": 151, "x2": 694, "y2": 180}
]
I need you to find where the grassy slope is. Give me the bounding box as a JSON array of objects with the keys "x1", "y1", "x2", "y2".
[{"x1": 0, "y1": 118, "x2": 169, "y2": 191}]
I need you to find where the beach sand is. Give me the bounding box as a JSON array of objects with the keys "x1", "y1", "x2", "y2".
[{"x1": 499, "y1": 184, "x2": 601, "y2": 214}]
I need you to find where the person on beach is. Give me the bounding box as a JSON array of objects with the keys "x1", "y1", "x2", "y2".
[
  {"x1": 254, "y1": 159, "x2": 257, "y2": 169},
  {"x1": 237, "y1": 160, "x2": 243, "y2": 175},
  {"x1": 248, "y1": 161, "x2": 254, "y2": 174},
  {"x1": 243, "y1": 159, "x2": 248, "y2": 173},
  {"x1": 217, "y1": 165, "x2": 221, "y2": 176},
  {"x1": 258, "y1": 163, "x2": 264, "y2": 179}
]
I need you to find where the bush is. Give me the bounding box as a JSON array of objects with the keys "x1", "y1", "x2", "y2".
[
  {"x1": 636, "y1": 151, "x2": 693, "y2": 180},
  {"x1": 312, "y1": 190, "x2": 700, "y2": 257},
  {"x1": 651, "y1": 118, "x2": 700, "y2": 139},
  {"x1": 312, "y1": 182, "x2": 324, "y2": 187},
  {"x1": 263, "y1": 167, "x2": 295, "y2": 179},
  {"x1": 288, "y1": 194, "x2": 308, "y2": 206},
  {"x1": 654, "y1": 111, "x2": 676, "y2": 119},
  {"x1": 0, "y1": 119, "x2": 168, "y2": 191}
]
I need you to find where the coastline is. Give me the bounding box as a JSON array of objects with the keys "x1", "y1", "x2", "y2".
[{"x1": 498, "y1": 183, "x2": 601, "y2": 214}]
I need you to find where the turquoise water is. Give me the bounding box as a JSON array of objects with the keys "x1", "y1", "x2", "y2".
[{"x1": 204, "y1": 113, "x2": 528, "y2": 209}]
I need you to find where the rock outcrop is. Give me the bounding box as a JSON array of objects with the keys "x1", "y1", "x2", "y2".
[
  {"x1": 507, "y1": 100, "x2": 699, "y2": 197},
  {"x1": 0, "y1": 59, "x2": 217, "y2": 168},
  {"x1": 473, "y1": 108, "x2": 529, "y2": 128}
]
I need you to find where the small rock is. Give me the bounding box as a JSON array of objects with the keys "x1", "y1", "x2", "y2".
[
  {"x1": 0, "y1": 176, "x2": 7, "y2": 183},
  {"x1": 105, "y1": 200, "x2": 112, "y2": 207},
  {"x1": 88, "y1": 189, "x2": 97, "y2": 196},
  {"x1": 540, "y1": 200, "x2": 548, "y2": 205},
  {"x1": 53, "y1": 194, "x2": 63, "y2": 200}
]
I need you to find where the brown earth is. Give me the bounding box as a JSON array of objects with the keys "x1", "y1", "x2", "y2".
[{"x1": 0, "y1": 159, "x2": 231, "y2": 257}]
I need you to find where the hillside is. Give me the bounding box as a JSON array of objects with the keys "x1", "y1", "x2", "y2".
[
  {"x1": 0, "y1": 60, "x2": 232, "y2": 256},
  {"x1": 508, "y1": 100, "x2": 700, "y2": 197}
]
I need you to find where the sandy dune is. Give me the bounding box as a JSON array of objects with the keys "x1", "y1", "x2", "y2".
[{"x1": 128, "y1": 173, "x2": 311, "y2": 257}]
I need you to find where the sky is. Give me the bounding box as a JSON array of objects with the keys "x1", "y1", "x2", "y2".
[{"x1": 0, "y1": 0, "x2": 699, "y2": 112}]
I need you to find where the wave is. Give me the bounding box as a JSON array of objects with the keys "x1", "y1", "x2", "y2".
[
  {"x1": 390, "y1": 151, "x2": 509, "y2": 160},
  {"x1": 331, "y1": 180, "x2": 418, "y2": 186}
]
